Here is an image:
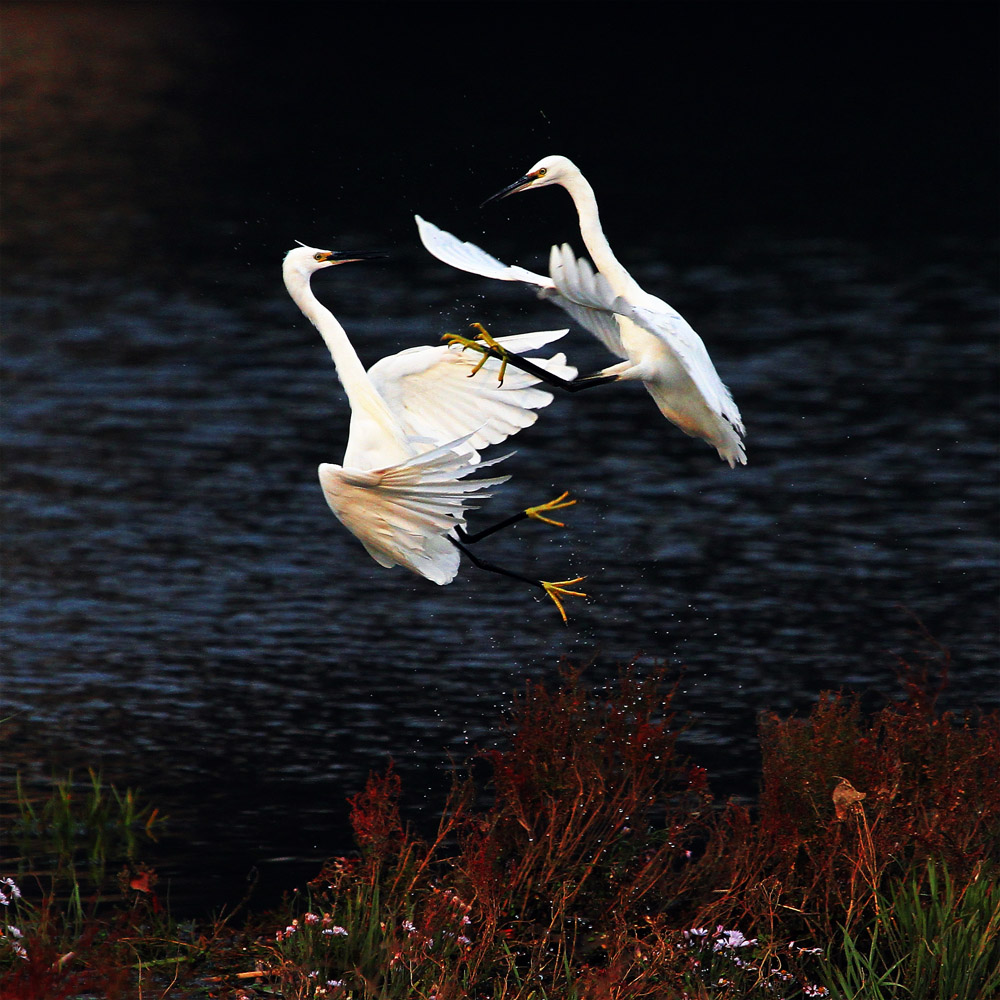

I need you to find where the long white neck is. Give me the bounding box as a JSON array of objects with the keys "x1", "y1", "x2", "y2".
[
  {"x1": 283, "y1": 264, "x2": 405, "y2": 462},
  {"x1": 284, "y1": 267, "x2": 371, "y2": 386},
  {"x1": 560, "y1": 168, "x2": 645, "y2": 301}
]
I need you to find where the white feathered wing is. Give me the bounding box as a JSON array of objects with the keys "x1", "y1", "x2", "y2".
[
  {"x1": 415, "y1": 215, "x2": 626, "y2": 358},
  {"x1": 367, "y1": 329, "x2": 576, "y2": 462},
  {"x1": 319, "y1": 437, "x2": 509, "y2": 585},
  {"x1": 547, "y1": 244, "x2": 746, "y2": 466}
]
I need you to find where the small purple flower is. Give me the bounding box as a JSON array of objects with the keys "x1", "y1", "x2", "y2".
[
  {"x1": 0, "y1": 878, "x2": 19, "y2": 907},
  {"x1": 713, "y1": 927, "x2": 756, "y2": 951},
  {"x1": 682, "y1": 925, "x2": 758, "y2": 953},
  {"x1": 4, "y1": 926, "x2": 27, "y2": 961},
  {"x1": 7, "y1": 927, "x2": 28, "y2": 959}
]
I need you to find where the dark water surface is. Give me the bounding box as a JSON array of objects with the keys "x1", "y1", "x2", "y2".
[{"x1": 2, "y1": 4, "x2": 997, "y2": 913}]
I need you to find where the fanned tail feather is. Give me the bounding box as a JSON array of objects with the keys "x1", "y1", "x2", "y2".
[{"x1": 319, "y1": 436, "x2": 510, "y2": 584}]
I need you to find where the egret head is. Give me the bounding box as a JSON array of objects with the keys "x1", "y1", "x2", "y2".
[
  {"x1": 483, "y1": 155, "x2": 580, "y2": 205},
  {"x1": 283, "y1": 245, "x2": 385, "y2": 279}
]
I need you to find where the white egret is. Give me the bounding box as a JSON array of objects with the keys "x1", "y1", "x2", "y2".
[
  {"x1": 415, "y1": 154, "x2": 746, "y2": 467},
  {"x1": 282, "y1": 244, "x2": 587, "y2": 620}
]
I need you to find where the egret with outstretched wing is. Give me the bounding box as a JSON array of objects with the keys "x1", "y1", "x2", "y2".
[
  {"x1": 416, "y1": 154, "x2": 746, "y2": 467},
  {"x1": 282, "y1": 245, "x2": 586, "y2": 619}
]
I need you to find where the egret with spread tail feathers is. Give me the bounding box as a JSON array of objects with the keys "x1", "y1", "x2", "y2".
[
  {"x1": 281, "y1": 245, "x2": 586, "y2": 619},
  {"x1": 415, "y1": 154, "x2": 746, "y2": 467}
]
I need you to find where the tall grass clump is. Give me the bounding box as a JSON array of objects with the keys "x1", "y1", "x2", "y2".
[
  {"x1": 3, "y1": 654, "x2": 998, "y2": 998},
  {"x1": 821, "y1": 859, "x2": 1000, "y2": 999},
  {"x1": 692, "y1": 656, "x2": 1000, "y2": 946},
  {"x1": 0, "y1": 770, "x2": 207, "y2": 999},
  {"x1": 265, "y1": 665, "x2": 838, "y2": 998},
  {"x1": 10, "y1": 768, "x2": 163, "y2": 888},
  {"x1": 265, "y1": 659, "x2": 999, "y2": 998},
  {"x1": 266, "y1": 665, "x2": 707, "y2": 997}
]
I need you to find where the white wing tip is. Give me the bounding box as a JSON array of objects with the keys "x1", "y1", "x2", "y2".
[{"x1": 719, "y1": 435, "x2": 748, "y2": 468}]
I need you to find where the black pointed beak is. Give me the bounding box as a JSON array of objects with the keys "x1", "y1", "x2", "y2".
[
  {"x1": 325, "y1": 250, "x2": 387, "y2": 264},
  {"x1": 481, "y1": 171, "x2": 538, "y2": 208}
]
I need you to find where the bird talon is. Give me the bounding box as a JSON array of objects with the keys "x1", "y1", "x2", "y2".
[
  {"x1": 469, "y1": 351, "x2": 491, "y2": 378},
  {"x1": 468, "y1": 321, "x2": 503, "y2": 351},
  {"x1": 441, "y1": 332, "x2": 489, "y2": 353},
  {"x1": 540, "y1": 576, "x2": 587, "y2": 623},
  {"x1": 525, "y1": 490, "x2": 577, "y2": 527},
  {"x1": 468, "y1": 322, "x2": 510, "y2": 385},
  {"x1": 442, "y1": 325, "x2": 510, "y2": 384}
]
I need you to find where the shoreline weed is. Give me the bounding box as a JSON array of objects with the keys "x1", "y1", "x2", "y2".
[{"x1": 2, "y1": 656, "x2": 997, "y2": 998}]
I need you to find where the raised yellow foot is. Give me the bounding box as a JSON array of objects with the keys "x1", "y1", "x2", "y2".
[
  {"x1": 540, "y1": 576, "x2": 588, "y2": 624},
  {"x1": 441, "y1": 322, "x2": 510, "y2": 384},
  {"x1": 525, "y1": 491, "x2": 577, "y2": 528}
]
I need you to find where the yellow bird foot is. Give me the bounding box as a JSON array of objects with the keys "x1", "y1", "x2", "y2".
[
  {"x1": 525, "y1": 490, "x2": 577, "y2": 528},
  {"x1": 441, "y1": 323, "x2": 510, "y2": 384},
  {"x1": 441, "y1": 331, "x2": 490, "y2": 352},
  {"x1": 467, "y1": 321, "x2": 504, "y2": 351},
  {"x1": 540, "y1": 576, "x2": 588, "y2": 624}
]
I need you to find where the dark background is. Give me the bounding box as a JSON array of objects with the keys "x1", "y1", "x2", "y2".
[
  {"x1": 3, "y1": 2, "x2": 997, "y2": 912},
  {"x1": 5, "y1": 2, "x2": 997, "y2": 276},
  {"x1": 206, "y1": 2, "x2": 998, "y2": 242}
]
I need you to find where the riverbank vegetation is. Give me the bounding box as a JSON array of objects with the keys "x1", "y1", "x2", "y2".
[{"x1": 3, "y1": 656, "x2": 998, "y2": 998}]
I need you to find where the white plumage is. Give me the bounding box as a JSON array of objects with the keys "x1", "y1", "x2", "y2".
[
  {"x1": 283, "y1": 244, "x2": 576, "y2": 585},
  {"x1": 416, "y1": 154, "x2": 746, "y2": 468}
]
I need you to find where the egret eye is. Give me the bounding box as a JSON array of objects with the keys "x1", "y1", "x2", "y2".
[
  {"x1": 537, "y1": 168, "x2": 547, "y2": 177},
  {"x1": 314, "y1": 252, "x2": 325, "y2": 261}
]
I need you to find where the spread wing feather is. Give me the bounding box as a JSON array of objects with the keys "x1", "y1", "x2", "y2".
[
  {"x1": 548, "y1": 243, "x2": 745, "y2": 439},
  {"x1": 416, "y1": 214, "x2": 551, "y2": 286},
  {"x1": 318, "y1": 436, "x2": 509, "y2": 585},
  {"x1": 368, "y1": 332, "x2": 577, "y2": 462},
  {"x1": 416, "y1": 215, "x2": 626, "y2": 356}
]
